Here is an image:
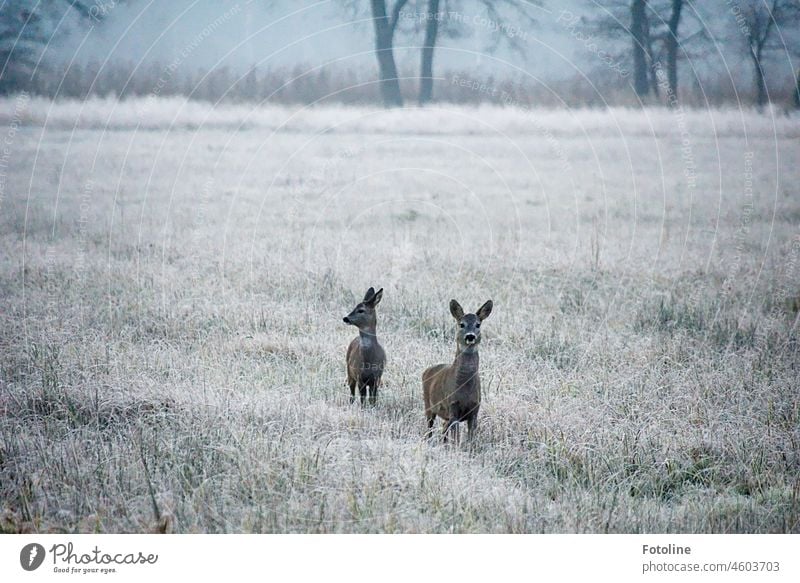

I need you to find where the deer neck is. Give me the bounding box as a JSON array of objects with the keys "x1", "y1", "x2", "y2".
[
  {"x1": 358, "y1": 327, "x2": 379, "y2": 351},
  {"x1": 453, "y1": 347, "x2": 479, "y2": 386}
]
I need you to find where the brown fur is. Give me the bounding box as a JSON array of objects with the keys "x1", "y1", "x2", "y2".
[
  {"x1": 423, "y1": 299, "x2": 493, "y2": 443},
  {"x1": 343, "y1": 287, "x2": 385, "y2": 405}
]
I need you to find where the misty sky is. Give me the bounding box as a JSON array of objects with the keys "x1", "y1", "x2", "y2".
[
  {"x1": 47, "y1": 0, "x2": 795, "y2": 86},
  {"x1": 51, "y1": 0, "x2": 612, "y2": 80}
]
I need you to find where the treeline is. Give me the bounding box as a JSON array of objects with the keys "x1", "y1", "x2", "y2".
[
  {"x1": 2, "y1": 1, "x2": 799, "y2": 109},
  {"x1": 5, "y1": 60, "x2": 798, "y2": 108}
]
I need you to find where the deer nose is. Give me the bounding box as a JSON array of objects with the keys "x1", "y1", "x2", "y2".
[
  {"x1": 465, "y1": 333, "x2": 476, "y2": 343},
  {"x1": 343, "y1": 317, "x2": 351, "y2": 324}
]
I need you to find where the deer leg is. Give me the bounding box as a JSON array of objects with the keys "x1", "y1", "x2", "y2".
[
  {"x1": 467, "y1": 413, "x2": 478, "y2": 442},
  {"x1": 359, "y1": 382, "x2": 367, "y2": 406},
  {"x1": 446, "y1": 405, "x2": 462, "y2": 445},
  {"x1": 368, "y1": 378, "x2": 377, "y2": 405},
  {"x1": 348, "y1": 378, "x2": 356, "y2": 404},
  {"x1": 443, "y1": 418, "x2": 459, "y2": 444},
  {"x1": 425, "y1": 414, "x2": 437, "y2": 439},
  {"x1": 444, "y1": 419, "x2": 461, "y2": 445}
]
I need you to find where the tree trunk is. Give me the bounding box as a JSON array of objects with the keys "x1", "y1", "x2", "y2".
[
  {"x1": 750, "y1": 46, "x2": 767, "y2": 108},
  {"x1": 647, "y1": 40, "x2": 660, "y2": 99},
  {"x1": 371, "y1": 0, "x2": 404, "y2": 107},
  {"x1": 418, "y1": 0, "x2": 440, "y2": 105},
  {"x1": 631, "y1": 0, "x2": 650, "y2": 98},
  {"x1": 665, "y1": 0, "x2": 683, "y2": 105}
]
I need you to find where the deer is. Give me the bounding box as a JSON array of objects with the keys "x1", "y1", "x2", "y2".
[
  {"x1": 422, "y1": 299, "x2": 493, "y2": 444},
  {"x1": 343, "y1": 287, "x2": 385, "y2": 406}
]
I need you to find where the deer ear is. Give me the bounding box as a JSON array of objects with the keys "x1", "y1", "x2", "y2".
[
  {"x1": 476, "y1": 300, "x2": 493, "y2": 321},
  {"x1": 449, "y1": 299, "x2": 464, "y2": 320},
  {"x1": 370, "y1": 288, "x2": 383, "y2": 307},
  {"x1": 363, "y1": 287, "x2": 376, "y2": 303}
]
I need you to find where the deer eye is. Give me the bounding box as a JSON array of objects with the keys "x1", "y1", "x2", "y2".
[
  {"x1": 357, "y1": 309, "x2": 365, "y2": 313},
  {"x1": 459, "y1": 322, "x2": 465, "y2": 328},
  {"x1": 476, "y1": 323, "x2": 480, "y2": 328}
]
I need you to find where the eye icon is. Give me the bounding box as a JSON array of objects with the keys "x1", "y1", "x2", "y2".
[{"x1": 20, "y1": 543, "x2": 46, "y2": 571}]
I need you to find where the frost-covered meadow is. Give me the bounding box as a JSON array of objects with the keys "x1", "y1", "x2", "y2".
[{"x1": 1, "y1": 97, "x2": 799, "y2": 533}]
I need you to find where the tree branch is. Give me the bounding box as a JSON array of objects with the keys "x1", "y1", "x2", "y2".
[
  {"x1": 64, "y1": 0, "x2": 93, "y2": 20},
  {"x1": 389, "y1": 0, "x2": 410, "y2": 34}
]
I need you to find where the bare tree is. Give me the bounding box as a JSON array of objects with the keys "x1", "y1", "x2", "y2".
[
  {"x1": 655, "y1": 0, "x2": 708, "y2": 105},
  {"x1": 585, "y1": 0, "x2": 659, "y2": 98},
  {"x1": 370, "y1": 0, "x2": 408, "y2": 107},
  {"x1": 630, "y1": 0, "x2": 651, "y2": 97},
  {"x1": 418, "y1": 0, "x2": 440, "y2": 105},
  {"x1": 417, "y1": 0, "x2": 539, "y2": 105},
  {"x1": 733, "y1": 0, "x2": 800, "y2": 107},
  {"x1": 1, "y1": 0, "x2": 115, "y2": 94},
  {"x1": 586, "y1": 1, "x2": 708, "y2": 104},
  {"x1": 344, "y1": 0, "x2": 537, "y2": 106},
  {"x1": 664, "y1": 0, "x2": 683, "y2": 102},
  {"x1": 795, "y1": 67, "x2": 800, "y2": 108},
  {"x1": 631, "y1": 0, "x2": 668, "y2": 98}
]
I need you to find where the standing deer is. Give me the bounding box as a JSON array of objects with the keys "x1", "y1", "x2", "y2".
[
  {"x1": 343, "y1": 287, "x2": 385, "y2": 405},
  {"x1": 423, "y1": 299, "x2": 493, "y2": 443}
]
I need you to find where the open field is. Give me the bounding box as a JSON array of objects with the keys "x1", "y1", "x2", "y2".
[{"x1": 1, "y1": 97, "x2": 799, "y2": 533}]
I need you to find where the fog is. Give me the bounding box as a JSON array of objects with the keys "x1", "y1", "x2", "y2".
[
  {"x1": 6, "y1": 0, "x2": 794, "y2": 106},
  {"x1": 53, "y1": 1, "x2": 591, "y2": 79}
]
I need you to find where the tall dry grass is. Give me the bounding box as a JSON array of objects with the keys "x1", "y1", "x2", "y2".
[{"x1": 1, "y1": 99, "x2": 798, "y2": 533}]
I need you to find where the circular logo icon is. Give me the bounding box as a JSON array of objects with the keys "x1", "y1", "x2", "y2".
[{"x1": 20, "y1": 543, "x2": 46, "y2": 571}]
